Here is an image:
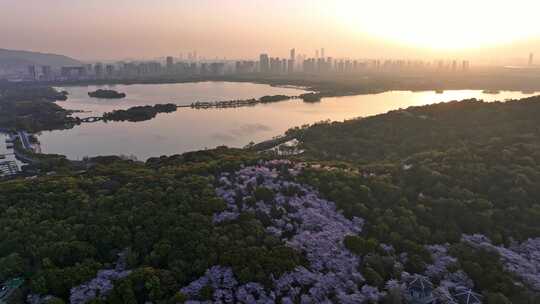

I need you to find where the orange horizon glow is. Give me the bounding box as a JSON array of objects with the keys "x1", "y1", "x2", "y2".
[
  {"x1": 332, "y1": 0, "x2": 540, "y2": 51},
  {"x1": 0, "y1": 0, "x2": 539, "y2": 62}
]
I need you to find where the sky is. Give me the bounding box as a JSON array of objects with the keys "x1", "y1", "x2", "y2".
[{"x1": 1, "y1": 0, "x2": 540, "y2": 63}]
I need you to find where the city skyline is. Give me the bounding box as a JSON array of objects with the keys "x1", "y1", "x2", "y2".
[
  {"x1": 19, "y1": 49, "x2": 480, "y2": 83},
  {"x1": 2, "y1": 0, "x2": 540, "y2": 64}
]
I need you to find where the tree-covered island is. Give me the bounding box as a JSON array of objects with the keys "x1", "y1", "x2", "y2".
[{"x1": 88, "y1": 89, "x2": 127, "y2": 99}]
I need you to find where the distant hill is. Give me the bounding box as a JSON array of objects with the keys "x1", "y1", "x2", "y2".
[{"x1": 0, "y1": 48, "x2": 82, "y2": 70}]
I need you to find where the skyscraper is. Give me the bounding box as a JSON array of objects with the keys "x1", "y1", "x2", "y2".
[
  {"x1": 259, "y1": 54, "x2": 270, "y2": 73},
  {"x1": 94, "y1": 63, "x2": 103, "y2": 78},
  {"x1": 41, "y1": 65, "x2": 52, "y2": 80},
  {"x1": 462, "y1": 60, "x2": 470, "y2": 71},
  {"x1": 287, "y1": 59, "x2": 294, "y2": 74},
  {"x1": 28, "y1": 65, "x2": 37, "y2": 80},
  {"x1": 105, "y1": 64, "x2": 115, "y2": 77},
  {"x1": 166, "y1": 56, "x2": 174, "y2": 70},
  {"x1": 281, "y1": 59, "x2": 287, "y2": 74},
  {"x1": 321, "y1": 48, "x2": 325, "y2": 59},
  {"x1": 289, "y1": 49, "x2": 296, "y2": 73},
  {"x1": 529, "y1": 53, "x2": 534, "y2": 66}
]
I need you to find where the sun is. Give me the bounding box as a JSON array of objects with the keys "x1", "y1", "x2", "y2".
[{"x1": 331, "y1": 0, "x2": 540, "y2": 51}]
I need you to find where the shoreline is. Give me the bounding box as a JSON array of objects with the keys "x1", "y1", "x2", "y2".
[
  {"x1": 37, "y1": 90, "x2": 540, "y2": 162},
  {"x1": 52, "y1": 78, "x2": 539, "y2": 107},
  {"x1": 40, "y1": 72, "x2": 540, "y2": 98}
]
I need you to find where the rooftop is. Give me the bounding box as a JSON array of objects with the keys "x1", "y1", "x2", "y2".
[{"x1": 453, "y1": 287, "x2": 483, "y2": 304}]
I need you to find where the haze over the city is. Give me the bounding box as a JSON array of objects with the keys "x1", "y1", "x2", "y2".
[
  {"x1": 4, "y1": 1, "x2": 540, "y2": 304},
  {"x1": 2, "y1": 0, "x2": 540, "y2": 64}
]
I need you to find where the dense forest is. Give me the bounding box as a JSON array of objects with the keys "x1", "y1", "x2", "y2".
[
  {"x1": 0, "y1": 149, "x2": 304, "y2": 303},
  {"x1": 2, "y1": 96, "x2": 540, "y2": 303},
  {"x1": 88, "y1": 90, "x2": 126, "y2": 99},
  {"x1": 0, "y1": 82, "x2": 76, "y2": 132},
  {"x1": 102, "y1": 104, "x2": 177, "y2": 122}
]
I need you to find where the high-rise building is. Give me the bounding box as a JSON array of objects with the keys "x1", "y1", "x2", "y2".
[
  {"x1": 61, "y1": 66, "x2": 86, "y2": 79},
  {"x1": 321, "y1": 48, "x2": 325, "y2": 59},
  {"x1": 289, "y1": 49, "x2": 296, "y2": 73},
  {"x1": 259, "y1": 54, "x2": 270, "y2": 73},
  {"x1": 287, "y1": 59, "x2": 294, "y2": 74},
  {"x1": 235, "y1": 61, "x2": 256, "y2": 74},
  {"x1": 281, "y1": 59, "x2": 287, "y2": 73},
  {"x1": 269, "y1": 57, "x2": 279, "y2": 73},
  {"x1": 462, "y1": 60, "x2": 470, "y2": 71},
  {"x1": 337, "y1": 60, "x2": 344, "y2": 73},
  {"x1": 94, "y1": 63, "x2": 103, "y2": 78},
  {"x1": 166, "y1": 56, "x2": 174, "y2": 70},
  {"x1": 41, "y1": 66, "x2": 52, "y2": 80},
  {"x1": 28, "y1": 65, "x2": 37, "y2": 80},
  {"x1": 529, "y1": 53, "x2": 534, "y2": 66},
  {"x1": 200, "y1": 63, "x2": 208, "y2": 75},
  {"x1": 345, "y1": 60, "x2": 352, "y2": 73},
  {"x1": 105, "y1": 64, "x2": 115, "y2": 77},
  {"x1": 210, "y1": 62, "x2": 225, "y2": 76},
  {"x1": 315, "y1": 50, "x2": 319, "y2": 59},
  {"x1": 302, "y1": 58, "x2": 316, "y2": 73},
  {"x1": 327, "y1": 57, "x2": 334, "y2": 71}
]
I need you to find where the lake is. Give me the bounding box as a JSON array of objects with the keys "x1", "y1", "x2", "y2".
[
  {"x1": 54, "y1": 82, "x2": 309, "y2": 117},
  {"x1": 38, "y1": 82, "x2": 536, "y2": 160}
]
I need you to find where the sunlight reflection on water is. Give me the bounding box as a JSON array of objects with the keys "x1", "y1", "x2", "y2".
[{"x1": 40, "y1": 83, "x2": 535, "y2": 160}]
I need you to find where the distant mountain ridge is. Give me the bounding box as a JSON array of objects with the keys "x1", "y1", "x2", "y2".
[{"x1": 0, "y1": 48, "x2": 82, "y2": 70}]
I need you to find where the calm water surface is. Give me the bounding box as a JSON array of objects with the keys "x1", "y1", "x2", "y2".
[
  {"x1": 55, "y1": 82, "x2": 308, "y2": 117},
  {"x1": 39, "y1": 82, "x2": 536, "y2": 160}
]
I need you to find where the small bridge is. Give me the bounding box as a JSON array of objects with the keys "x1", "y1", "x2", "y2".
[
  {"x1": 80, "y1": 117, "x2": 103, "y2": 123},
  {"x1": 17, "y1": 131, "x2": 32, "y2": 150}
]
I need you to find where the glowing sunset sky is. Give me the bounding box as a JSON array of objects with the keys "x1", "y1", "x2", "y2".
[{"x1": 1, "y1": 0, "x2": 539, "y2": 62}]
